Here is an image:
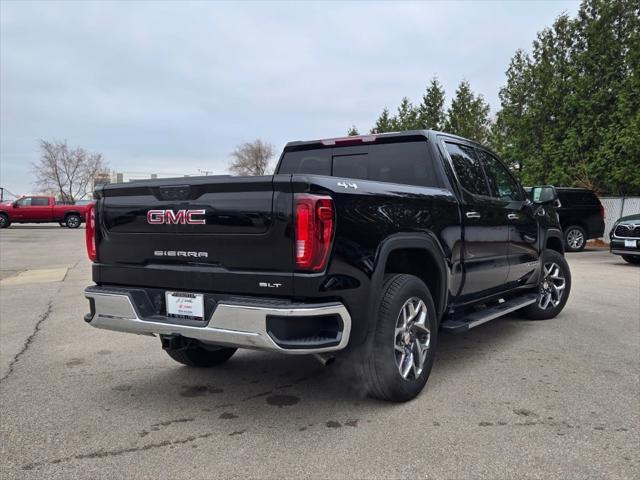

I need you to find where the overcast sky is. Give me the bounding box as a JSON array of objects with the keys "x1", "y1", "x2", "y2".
[{"x1": 1, "y1": 0, "x2": 579, "y2": 195}]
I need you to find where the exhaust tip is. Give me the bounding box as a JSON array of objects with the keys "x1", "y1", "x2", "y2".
[{"x1": 313, "y1": 353, "x2": 336, "y2": 367}]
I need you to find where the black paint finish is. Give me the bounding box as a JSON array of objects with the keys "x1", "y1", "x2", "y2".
[{"x1": 90, "y1": 130, "x2": 562, "y2": 348}]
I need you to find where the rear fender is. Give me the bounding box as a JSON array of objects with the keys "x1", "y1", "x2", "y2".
[{"x1": 370, "y1": 232, "x2": 449, "y2": 323}]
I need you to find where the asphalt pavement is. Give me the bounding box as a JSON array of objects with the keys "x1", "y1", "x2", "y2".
[{"x1": 1, "y1": 225, "x2": 638, "y2": 479}]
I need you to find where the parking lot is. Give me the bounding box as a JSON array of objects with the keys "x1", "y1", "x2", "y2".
[{"x1": 0, "y1": 226, "x2": 638, "y2": 479}]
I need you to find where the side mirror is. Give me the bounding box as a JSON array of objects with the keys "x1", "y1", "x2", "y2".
[
  {"x1": 530, "y1": 185, "x2": 558, "y2": 205},
  {"x1": 12, "y1": 202, "x2": 18, "y2": 208}
]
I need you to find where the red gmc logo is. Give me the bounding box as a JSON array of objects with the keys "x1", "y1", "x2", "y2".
[{"x1": 147, "y1": 209, "x2": 206, "y2": 225}]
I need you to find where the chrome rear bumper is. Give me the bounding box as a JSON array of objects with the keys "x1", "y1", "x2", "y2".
[{"x1": 84, "y1": 286, "x2": 351, "y2": 354}]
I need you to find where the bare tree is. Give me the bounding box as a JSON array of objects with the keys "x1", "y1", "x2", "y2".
[
  {"x1": 32, "y1": 139, "x2": 108, "y2": 202},
  {"x1": 229, "y1": 139, "x2": 275, "y2": 176}
]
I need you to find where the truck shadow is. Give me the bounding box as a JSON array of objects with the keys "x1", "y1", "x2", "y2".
[{"x1": 101, "y1": 315, "x2": 532, "y2": 431}]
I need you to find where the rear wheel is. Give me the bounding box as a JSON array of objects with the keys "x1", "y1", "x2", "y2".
[
  {"x1": 358, "y1": 274, "x2": 438, "y2": 402},
  {"x1": 0, "y1": 214, "x2": 10, "y2": 228},
  {"x1": 521, "y1": 249, "x2": 571, "y2": 320},
  {"x1": 65, "y1": 214, "x2": 81, "y2": 229},
  {"x1": 165, "y1": 344, "x2": 237, "y2": 367},
  {"x1": 564, "y1": 226, "x2": 586, "y2": 252},
  {"x1": 622, "y1": 255, "x2": 640, "y2": 265}
]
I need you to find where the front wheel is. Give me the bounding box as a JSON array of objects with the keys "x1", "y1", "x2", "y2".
[
  {"x1": 165, "y1": 344, "x2": 237, "y2": 367},
  {"x1": 564, "y1": 226, "x2": 586, "y2": 252},
  {"x1": 358, "y1": 274, "x2": 438, "y2": 402},
  {"x1": 521, "y1": 249, "x2": 572, "y2": 320},
  {"x1": 0, "y1": 214, "x2": 10, "y2": 228},
  {"x1": 622, "y1": 255, "x2": 640, "y2": 265},
  {"x1": 65, "y1": 214, "x2": 81, "y2": 229}
]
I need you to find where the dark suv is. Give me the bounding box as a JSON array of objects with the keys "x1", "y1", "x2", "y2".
[
  {"x1": 555, "y1": 188, "x2": 605, "y2": 252},
  {"x1": 610, "y1": 214, "x2": 640, "y2": 264}
]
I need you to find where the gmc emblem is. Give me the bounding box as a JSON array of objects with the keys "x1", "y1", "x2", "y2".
[{"x1": 147, "y1": 209, "x2": 206, "y2": 225}]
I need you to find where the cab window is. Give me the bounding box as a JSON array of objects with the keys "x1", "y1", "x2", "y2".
[
  {"x1": 476, "y1": 150, "x2": 523, "y2": 201},
  {"x1": 332, "y1": 141, "x2": 441, "y2": 188},
  {"x1": 278, "y1": 140, "x2": 442, "y2": 188},
  {"x1": 31, "y1": 197, "x2": 50, "y2": 206},
  {"x1": 16, "y1": 197, "x2": 33, "y2": 206}
]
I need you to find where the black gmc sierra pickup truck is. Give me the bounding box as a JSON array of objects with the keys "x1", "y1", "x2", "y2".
[{"x1": 84, "y1": 130, "x2": 572, "y2": 402}]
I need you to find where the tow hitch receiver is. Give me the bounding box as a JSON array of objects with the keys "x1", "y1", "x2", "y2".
[{"x1": 160, "y1": 334, "x2": 193, "y2": 351}]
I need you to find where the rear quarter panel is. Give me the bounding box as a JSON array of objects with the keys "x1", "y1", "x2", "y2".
[{"x1": 290, "y1": 174, "x2": 461, "y2": 344}]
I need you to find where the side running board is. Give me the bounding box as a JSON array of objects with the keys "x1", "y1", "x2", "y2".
[{"x1": 441, "y1": 293, "x2": 538, "y2": 334}]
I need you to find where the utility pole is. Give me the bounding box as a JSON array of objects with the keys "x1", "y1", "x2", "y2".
[
  {"x1": 198, "y1": 169, "x2": 215, "y2": 176},
  {"x1": 0, "y1": 187, "x2": 18, "y2": 201}
]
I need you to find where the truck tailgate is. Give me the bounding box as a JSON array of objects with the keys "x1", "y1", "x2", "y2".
[{"x1": 95, "y1": 175, "x2": 294, "y2": 296}]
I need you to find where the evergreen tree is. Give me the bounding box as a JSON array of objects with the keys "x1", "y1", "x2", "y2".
[
  {"x1": 347, "y1": 125, "x2": 360, "y2": 136},
  {"x1": 494, "y1": 0, "x2": 640, "y2": 194},
  {"x1": 349, "y1": 0, "x2": 639, "y2": 194},
  {"x1": 491, "y1": 49, "x2": 534, "y2": 173},
  {"x1": 445, "y1": 80, "x2": 490, "y2": 143},
  {"x1": 395, "y1": 97, "x2": 419, "y2": 131},
  {"x1": 370, "y1": 108, "x2": 395, "y2": 134},
  {"x1": 417, "y1": 77, "x2": 446, "y2": 130},
  {"x1": 568, "y1": 0, "x2": 640, "y2": 194}
]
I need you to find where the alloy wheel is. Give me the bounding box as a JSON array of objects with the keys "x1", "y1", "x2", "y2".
[
  {"x1": 566, "y1": 229, "x2": 584, "y2": 250},
  {"x1": 394, "y1": 297, "x2": 431, "y2": 380},
  {"x1": 67, "y1": 217, "x2": 80, "y2": 228},
  {"x1": 538, "y1": 262, "x2": 566, "y2": 310}
]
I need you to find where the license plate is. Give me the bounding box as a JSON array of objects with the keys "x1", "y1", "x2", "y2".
[
  {"x1": 165, "y1": 291, "x2": 204, "y2": 320},
  {"x1": 625, "y1": 239, "x2": 637, "y2": 248}
]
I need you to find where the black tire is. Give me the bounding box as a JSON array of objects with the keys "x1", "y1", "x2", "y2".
[
  {"x1": 0, "y1": 214, "x2": 10, "y2": 228},
  {"x1": 357, "y1": 274, "x2": 438, "y2": 402},
  {"x1": 622, "y1": 255, "x2": 640, "y2": 265},
  {"x1": 521, "y1": 249, "x2": 572, "y2": 320},
  {"x1": 65, "y1": 214, "x2": 81, "y2": 229},
  {"x1": 165, "y1": 344, "x2": 237, "y2": 367},
  {"x1": 564, "y1": 225, "x2": 586, "y2": 252}
]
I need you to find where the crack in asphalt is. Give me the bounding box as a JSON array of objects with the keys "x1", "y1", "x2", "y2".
[
  {"x1": 22, "y1": 432, "x2": 215, "y2": 470},
  {"x1": 0, "y1": 300, "x2": 53, "y2": 385}
]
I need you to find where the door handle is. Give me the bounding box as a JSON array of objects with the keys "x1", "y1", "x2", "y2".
[
  {"x1": 507, "y1": 213, "x2": 519, "y2": 220},
  {"x1": 466, "y1": 211, "x2": 481, "y2": 219}
]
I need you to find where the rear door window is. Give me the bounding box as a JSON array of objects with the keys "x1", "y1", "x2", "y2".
[
  {"x1": 558, "y1": 190, "x2": 599, "y2": 205},
  {"x1": 278, "y1": 140, "x2": 442, "y2": 188},
  {"x1": 444, "y1": 142, "x2": 489, "y2": 196},
  {"x1": 578, "y1": 191, "x2": 599, "y2": 204}
]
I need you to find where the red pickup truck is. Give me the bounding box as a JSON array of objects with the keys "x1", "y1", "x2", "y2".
[{"x1": 0, "y1": 195, "x2": 93, "y2": 229}]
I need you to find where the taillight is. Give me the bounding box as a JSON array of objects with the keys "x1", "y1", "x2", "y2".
[
  {"x1": 600, "y1": 205, "x2": 605, "y2": 218},
  {"x1": 295, "y1": 194, "x2": 334, "y2": 271},
  {"x1": 85, "y1": 204, "x2": 97, "y2": 262}
]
